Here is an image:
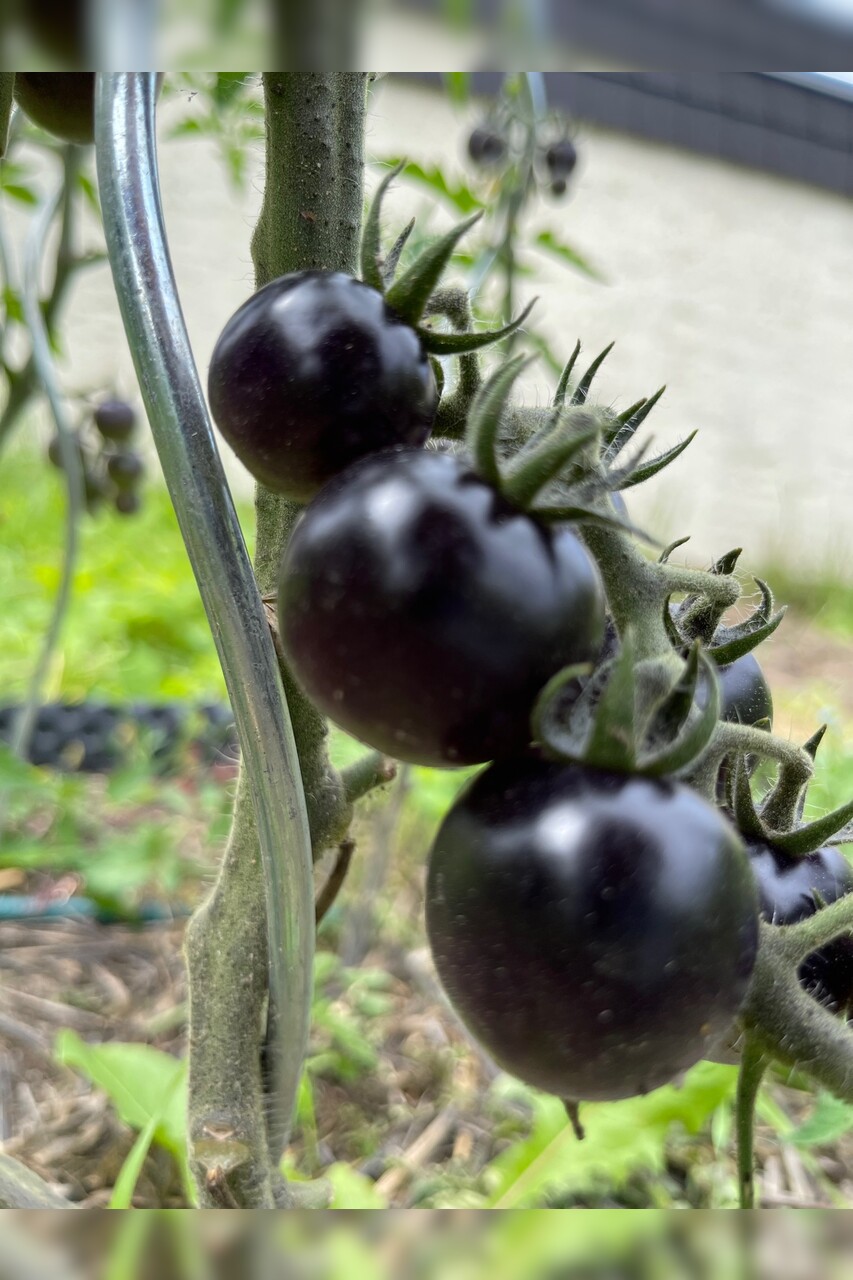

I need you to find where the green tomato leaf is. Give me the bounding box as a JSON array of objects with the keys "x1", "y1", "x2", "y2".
[
  {"x1": 108, "y1": 1112, "x2": 160, "y2": 1209},
  {"x1": 382, "y1": 156, "x2": 484, "y2": 215},
  {"x1": 533, "y1": 229, "x2": 603, "y2": 281},
  {"x1": 788, "y1": 1092, "x2": 853, "y2": 1149},
  {"x1": 55, "y1": 1031, "x2": 187, "y2": 1162},
  {"x1": 2, "y1": 183, "x2": 38, "y2": 206},
  {"x1": 484, "y1": 1061, "x2": 737, "y2": 1208},
  {"x1": 326, "y1": 1162, "x2": 389, "y2": 1209}
]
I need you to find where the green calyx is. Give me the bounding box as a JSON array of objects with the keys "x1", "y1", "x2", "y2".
[
  {"x1": 725, "y1": 726, "x2": 853, "y2": 857},
  {"x1": 531, "y1": 631, "x2": 722, "y2": 777},
  {"x1": 667, "y1": 549, "x2": 787, "y2": 664},
  {"x1": 460, "y1": 354, "x2": 648, "y2": 529},
  {"x1": 360, "y1": 162, "x2": 534, "y2": 354}
]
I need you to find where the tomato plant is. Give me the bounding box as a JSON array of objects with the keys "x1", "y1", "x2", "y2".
[{"x1": 6, "y1": 69, "x2": 853, "y2": 1216}]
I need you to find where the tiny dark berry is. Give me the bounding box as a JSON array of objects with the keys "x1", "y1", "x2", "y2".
[
  {"x1": 550, "y1": 178, "x2": 568, "y2": 198},
  {"x1": 107, "y1": 451, "x2": 145, "y2": 489},
  {"x1": 545, "y1": 138, "x2": 578, "y2": 178},
  {"x1": 115, "y1": 490, "x2": 142, "y2": 516},
  {"x1": 94, "y1": 400, "x2": 137, "y2": 442},
  {"x1": 467, "y1": 127, "x2": 506, "y2": 166}
]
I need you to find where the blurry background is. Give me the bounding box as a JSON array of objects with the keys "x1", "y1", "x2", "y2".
[{"x1": 8, "y1": 71, "x2": 853, "y2": 575}]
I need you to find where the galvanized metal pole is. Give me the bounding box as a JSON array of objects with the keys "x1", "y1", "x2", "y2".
[{"x1": 94, "y1": 73, "x2": 314, "y2": 1153}]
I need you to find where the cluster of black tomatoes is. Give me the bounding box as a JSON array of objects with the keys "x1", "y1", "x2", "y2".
[
  {"x1": 208, "y1": 266, "x2": 853, "y2": 1107},
  {"x1": 47, "y1": 397, "x2": 145, "y2": 517},
  {"x1": 468, "y1": 122, "x2": 579, "y2": 198}
]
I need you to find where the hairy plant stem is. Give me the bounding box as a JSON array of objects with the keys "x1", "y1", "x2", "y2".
[
  {"x1": 1, "y1": 185, "x2": 86, "y2": 833},
  {"x1": 186, "y1": 74, "x2": 369, "y2": 1209},
  {"x1": 0, "y1": 146, "x2": 93, "y2": 451},
  {"x1": 735, "y1": 1039, "x2": 767, "y2": 1209}
]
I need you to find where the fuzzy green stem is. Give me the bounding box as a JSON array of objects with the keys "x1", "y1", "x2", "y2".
[
  {"x1": 735, "y1": 1039, "x2": 767, "y2": 1209},
  {"x1": 740, "y1": 924, "x2": 853, "y2": 1104},
  {"x1": 186, "y1": 74, "x2": 369, "y2": 1209},
  {"x1": 5, "y1": 182, "x2": 85, "y2": 788},
  {"x1": 581, "y1": 525, "x2": 680, "y2": 662},
  {"x1": 0, "y1": 147, "x2": 89, "y2": 450},
  {"x1": 426, "y1": 286, "x2": 481, "y2": 440},
  {"x1": 775, "y1": 894, "x2": 853, "y2": 963}
]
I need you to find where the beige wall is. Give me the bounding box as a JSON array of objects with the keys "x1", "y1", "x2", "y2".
[{"x1": 12, "y1": 76, "x2": 853, "y2": 580}]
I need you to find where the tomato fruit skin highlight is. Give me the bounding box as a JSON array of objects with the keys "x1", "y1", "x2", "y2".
[
  {"x1": 748, "y1": 840, "x2": 853, "y2": 1014},
  {"x1": 426, "y1": 756, "x2": 759, "y2": 1100},
  {"x1": 208, "y1": 271, "x2": 438, "y2": 503},
  {"x1": 278, "y1": 447, "x2": 606, "y2": 767}
]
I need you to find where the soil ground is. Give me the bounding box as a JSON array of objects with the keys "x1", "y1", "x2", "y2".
[{"x1": 2, "y1": 609, "x2": 853, "y2": 1209}]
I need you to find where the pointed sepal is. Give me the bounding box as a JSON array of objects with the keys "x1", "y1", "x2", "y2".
[
  {"x1": 466, "y1": 355, "x2": 533, "y2": 488},
  {"x1": 617, "y1": 431, "x2": 697, "y2": 490},
  {"x1": 570, "y1": 341, "x2": 615, "y2": 407},
  {"x1": 361, "y1": 161, "x2": 405, "y2": 292},
  {"x1": 382, "y1": 218, "x2": 416, "y2": 286},
  {"x1": 386, "y1": 211, "x2": 483, "y2": 325},
  {"x1": 416, "y1": 297, "x2": 536, "y2": 355},
  {"x1": 639, "y1": 649, "x2": 722, "y2": 775},
  {"x1": 553, "y1": 340, "x2": 581, "y2": 408},
  {"x1": 584, "y1": 630, "x2": 638, "y2": 772},
  {"x1": 602, "y1": 385, "x2": 666, "y2": 457}
]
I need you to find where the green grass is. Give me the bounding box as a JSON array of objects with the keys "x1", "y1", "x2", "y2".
[
  {"x1": 761, "y1": 562, "x2": 853, "y2": 641},
  {"x1": 1, "y1": 446, "x2": 235, "y2": 703}
]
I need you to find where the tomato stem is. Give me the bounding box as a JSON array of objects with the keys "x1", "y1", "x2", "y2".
[{"x1": 735, "y1": 1038, "x2": 767, "y2": 1209}]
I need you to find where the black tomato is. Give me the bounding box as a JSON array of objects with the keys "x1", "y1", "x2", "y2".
[
  {"x1": 14, "y1": 73, "x2": 163, "y2": 147},
  {"x1": 278, "y1": 447, "x2": 606, "y2": 767},
  {"x1": 467, "y1": 127, "x2": 506, "y2": 165},
  {"x1": 545, "y1": 139, "x2": 578, "y2": 178},
  {"x1": 107, "y1": 452, "x2": 144, "y2": 489},
  {"x1": 14, "y1": 73, "x2": 97, "y2": 146},
  {"x1": 94, "y1": 400, "x2": 137, "y2": 442},
  {"x1": 208, "y1": 271, "x2": 438, "y2": 503},
  {"x1": 425, "y1": 757, "x2": 759, "y2": 1100},
  {"x1": 694, "y1": 651, "x2": 773, "y2": 727},
  {"x1": 22, "y1": 0, "x2": 86, "y2": 64},
  {"x1": 717, "y1": 652, "x2": 773, "y2": 727},
  {"x1": 747, "y1": 840, "x2": 853, "y2": 1015},
  {"x1": 114, "y1": 490, "x2": 141, "y2": 517}
]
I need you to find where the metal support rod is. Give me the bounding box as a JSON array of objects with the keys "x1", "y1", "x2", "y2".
[{"x1": 94, "y1": 73, "x2": 314, "y2": 1151}]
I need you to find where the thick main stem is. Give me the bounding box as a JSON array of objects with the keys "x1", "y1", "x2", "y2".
[{"x1": 185, "y1": 74, "x2": 368, "y2": 1208}]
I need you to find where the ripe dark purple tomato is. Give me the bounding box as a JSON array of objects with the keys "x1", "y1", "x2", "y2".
[
  {"x1": 747, "y1": 840, "x2": 853, "y2": 1014},
  {"x1": 208, "y1": 271, "x2": 438, "y2": 503},
  {"x1": 278, "y1": 447, "x2": 606, "y2": 767},
  {"x1": 14, "y1": 73, "x2": 97, "y2": 145},
  {"x1": 107, "y1": 451, "x2": 144, "y2": 489},
  {"x1": 467, "y1": 127, "x2": 506, "y2": 165},
  {"x1": 426, "y1": 756, "x2": 759, "y2": 1100},
  {"x1": 545, "y1": 138, "x2": 578, "y2": 178},
  {"x1": 94, "y1": 400, "x2": 137, "y2": 442},
  {"x1": 114, "y1": 490, "x2": 141, "y2": 516},
  {"x1": 14, "y1": 73, "x2": 163, "y2": 147},
  {"x1": 695, "y1": 652, "x2": 772, "y2": 729}
]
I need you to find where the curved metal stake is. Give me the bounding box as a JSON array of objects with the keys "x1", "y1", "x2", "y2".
[{"x1": 93, "y1": 73, "x2": 314, "y2": 1154}]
